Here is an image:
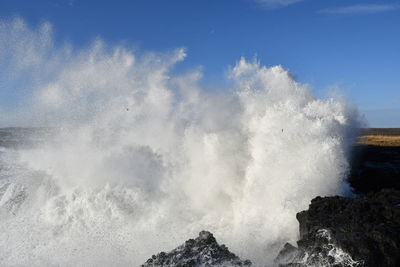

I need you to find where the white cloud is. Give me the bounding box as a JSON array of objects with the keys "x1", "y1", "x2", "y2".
[
  {"x1": 319, "y1": 3, "x2": 400, "y2": 15},
  {"x1": 254, "y1": 0, "x2": 304, "y2": 9}
]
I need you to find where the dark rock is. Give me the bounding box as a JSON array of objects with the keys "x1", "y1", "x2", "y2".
[
  {"x1": 275, "y1": 189, "x2": 400, "y2": 267},
  {"x1": 142, "y1": 231, "x2": 252, "y2": 267}
]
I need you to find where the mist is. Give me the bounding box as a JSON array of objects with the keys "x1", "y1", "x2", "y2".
[{"x1": 0, "y1": 18, "x2": 358, "y2": 266}]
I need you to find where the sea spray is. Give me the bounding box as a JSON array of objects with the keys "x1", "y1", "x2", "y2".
[{"x1": 0, "y1": 18, "x2": 358, "y2": 266}]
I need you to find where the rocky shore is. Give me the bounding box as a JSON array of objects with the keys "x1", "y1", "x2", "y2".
[
  {"x1": 273, "y1": 141, "x2": 400, "y2": 267},
  {"x1": 142, "y1": 138, "x2": 400, "y2": 266},
  {"x1": 275, "y1": 189, "x2": 400, "y2": 266},
  {"x1": 141, "y1": 189, "x2": 400, "y2": 267},
  {"x1": 142, "y1": 231, "x2": 252, "y2": 267}
]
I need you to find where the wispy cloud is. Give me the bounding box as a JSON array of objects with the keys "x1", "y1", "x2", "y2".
[
  {"x1": 254, "y1": 0, "x2": 304, "y2": 9},
  {"x1": 319, "y1": 3, "x2": 400, "y2": 15}
]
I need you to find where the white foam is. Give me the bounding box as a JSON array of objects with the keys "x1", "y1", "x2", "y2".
[
  {"x1": 0, "y1": 18, "x2": 359, "y2": 266},
  {"x1": 299, "y1": 229, "x2": 363, "y2": 266}
]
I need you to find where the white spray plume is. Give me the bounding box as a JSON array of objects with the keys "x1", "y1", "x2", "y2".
[{"x1": 0, "y1": 18, "x2": 358, "y2": 266}]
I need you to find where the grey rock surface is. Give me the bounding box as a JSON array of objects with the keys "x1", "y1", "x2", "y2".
[{"x1": 142, "y1": 231, "x2": 252, "y2": 267}]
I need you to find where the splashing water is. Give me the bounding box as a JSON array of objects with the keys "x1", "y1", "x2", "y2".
[{"x1": 0, "y1": 18, "x2": 358, "y2": 266}]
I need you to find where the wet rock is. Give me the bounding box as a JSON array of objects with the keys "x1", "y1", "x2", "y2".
[
  {"x1": 142, "y1": 231, "x2": 252, "y2": 267},
  {"x1": 276, "y1": 189, "x2": 400, "y2": 267}
]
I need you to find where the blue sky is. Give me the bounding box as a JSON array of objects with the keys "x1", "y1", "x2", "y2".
[{"x1": 0, "y1": 0, "x2": 399, "y2": 127}]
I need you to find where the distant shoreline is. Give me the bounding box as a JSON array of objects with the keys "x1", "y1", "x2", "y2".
[
  {"x1": 357, "y1": 128, "x2": 400, "y2": 146},
  {"x1": 359, "y1": 128, "x2": 400, "y2": 136}
]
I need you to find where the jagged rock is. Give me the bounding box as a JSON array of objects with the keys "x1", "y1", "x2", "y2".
[
  {"x1": 142, "y1": 231, "x2": 252, "y2": 267},
  {"x1": 275, "y1": 189, "x2": 400, "y2": 267}
]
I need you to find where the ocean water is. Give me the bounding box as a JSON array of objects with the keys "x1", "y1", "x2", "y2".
[{"x1": 0, "y1": 18, "x2": 359, "y2": 266}]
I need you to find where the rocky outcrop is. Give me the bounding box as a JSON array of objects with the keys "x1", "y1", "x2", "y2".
[
  {"x1": 275, "y1": 189, "x2": 400, "y2": 267},
  {"x1": 142, "y1": 231, "x2": 252, "y2": 267}
]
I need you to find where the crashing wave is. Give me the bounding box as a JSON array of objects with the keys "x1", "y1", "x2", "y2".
[{"x1": 0, "y1": 18, "x2": 358, "y2": 266}]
